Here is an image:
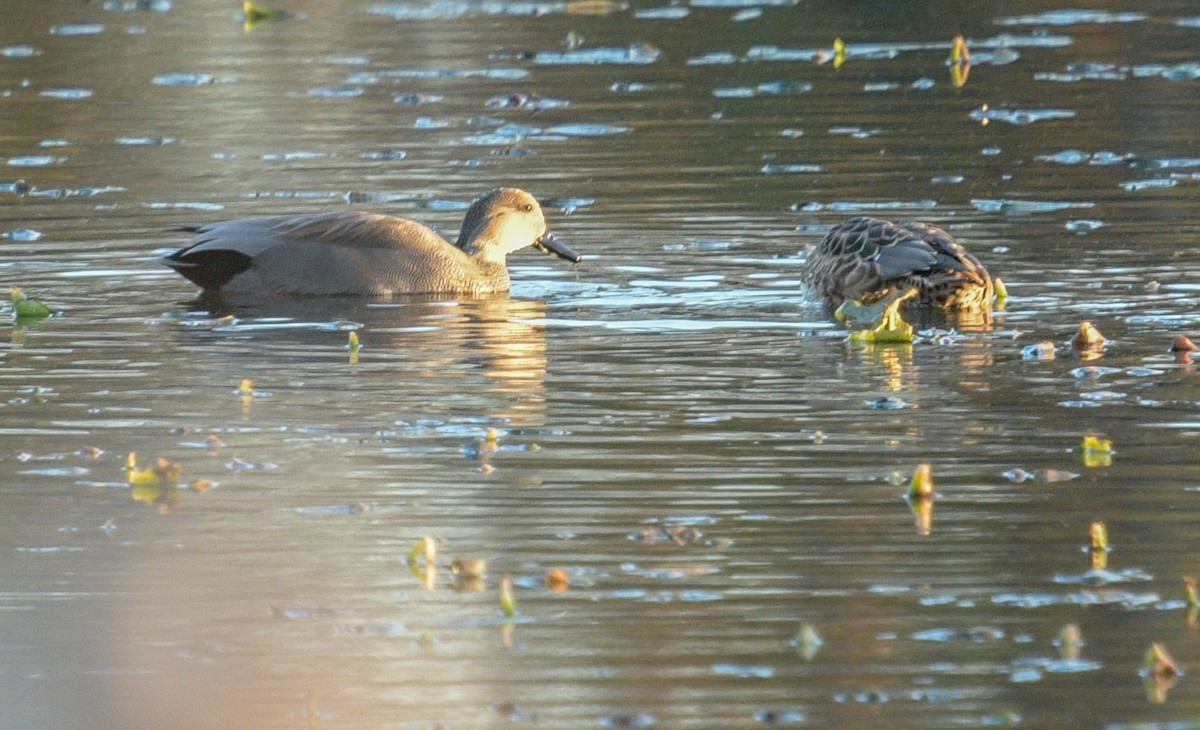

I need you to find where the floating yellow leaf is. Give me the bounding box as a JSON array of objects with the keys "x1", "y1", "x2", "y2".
[
  {"x1": 909, "y1": 493, "x2": 933, "y2": 535},
  {"x1": 1089, "y1": 520, "x2": 1109, "y2": 552},
  {"x1": 1071, "y1": 321, "x2": 1106, "y2": 351},
  {"x1": 499, "y1": 573, "x2": 517, "y2": 617},
  {"x1": 243, "y1": 0, "x2": 290, "y2": 25},
  {"x1": 948, "y1": 36, "x2": 971, "y2": 87},
  {"x1": 949, "y1": 35, "x2": 971, "y2": 66},
  {"x1": 237, "y1": 379, "x2": 254, "y2": 397},
  {"x1": 1144, "y1": 642, "x2": 1179, "y2": 681},
  {"x1": 1185, "y1": 576, "x2": 1199, "y2": 608},
  {"x1": 993, "y1": 277, "x2": 1008, "y2": 301},
  {"x1": 791, "y1": 623, "x2": 823, "y2": 660},
  {"x1": 907, "y1": 463, "x2": 934, "y2": 499},
  {"x1": 832, "y1": 37, "x2": 846, "y2": 69},
  {"x1": 408, "y1": 535, "x2": 437, "y2": 566},
  {"x1": 127, "y1": 455, "x2": 182, "y2": 486},
  {"x1": 1055, "y1": 624, "x2": 1082, "y2": 659},
  {"x1": 1079, "y1": 434, "x2": 1113, "y2": 468}
]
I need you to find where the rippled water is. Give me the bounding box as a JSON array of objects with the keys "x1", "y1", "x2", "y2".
[{"x1": 4, "y1": 1, "x2": 1200, "y2": 727}]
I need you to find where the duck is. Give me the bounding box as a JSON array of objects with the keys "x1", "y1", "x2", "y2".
[
  {"x1": 162, "y1": 187, "x2": 581, "y2": 296},
  {"x1": 800, "y1": 216, "x2": 994, "y2": 310}
]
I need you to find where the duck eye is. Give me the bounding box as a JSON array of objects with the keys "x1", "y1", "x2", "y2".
[{"x1": 522, "y1": 203, "x2": 534, "y2": 212}]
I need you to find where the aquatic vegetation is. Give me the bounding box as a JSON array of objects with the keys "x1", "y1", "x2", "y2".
[
  {"x1": 1079, "y1": 435, "x2": 1113, "y2": 468},
  {"x1": 125, "y1": 453, "x2": 182, "y2": 485},
  {"x1": 948, "y1": 35, "x2": 970, "y2": 86},
  {"x1": 408, "y1": 535, "x2": 438, "y2": 567},
  {"x1": 845, "y1": 290, "x2": 917, "y2": 345},
  {"x1": 499, "y1": 573, "x2": 517, "y2": 616},
  {"x1": 1089, "y1": 520, "x2": 1109, "y2": 553},
  {"x1": 1071, "y1": 321, "x2": 1106, "y2": 351},
  {"x1": 836, "y1": 289, "x2": 917, "y2": 330},
  {"x1": 10, "y1": 286, "x2": 54, "y2": 319},
  {"x1": 1141, "y1": 642, "x2": 1179, "y2": 689},
  {"x1": 908, "y1": 493, "x2": 933, "y2": 535},
  {"x1": 243, "y1": 0, "x2": 292, "y2": 26},
  {"x1": 907, "y1": 463, "x2": 933, "y2": 499},
  {"x1": 790, "y1": 623, "x2": 823, "y2": 660},
  {"x1": 1055, "y1": 624, "x2": 1083, "y2": 658}
]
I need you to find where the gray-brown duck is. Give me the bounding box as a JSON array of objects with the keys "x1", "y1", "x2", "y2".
[
  {"x1": 163, "y1": 188, "x2": 580, "y2": 296},
  {"x1": 800, "y1": 216, "x2": 994, "y2": 310}
]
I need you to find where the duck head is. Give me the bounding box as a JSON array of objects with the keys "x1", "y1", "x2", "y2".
[{"x1": 456, "y1": 188, "x2": 581, "y2": 265}]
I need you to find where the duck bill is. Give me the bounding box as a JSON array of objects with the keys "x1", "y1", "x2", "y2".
[{"x1": 534, "y1": 232, "x2": 582, "y2": 263}]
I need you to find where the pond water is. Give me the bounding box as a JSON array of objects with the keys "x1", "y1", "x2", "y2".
[{"x1": 4, "y1": 0, "x2": 1200, "y2": 727}]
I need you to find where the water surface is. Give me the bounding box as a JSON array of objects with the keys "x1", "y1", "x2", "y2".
[{"x1": 3, "y1": 1, "x2": 1200, "y2": 727}]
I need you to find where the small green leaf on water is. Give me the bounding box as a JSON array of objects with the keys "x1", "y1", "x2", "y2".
[
  {"x1": 347, "y1": 331, "x2": 360, "y2": 353},
  {"x1": 11, "y1": 286, "x2": 53, "y2": 318}
]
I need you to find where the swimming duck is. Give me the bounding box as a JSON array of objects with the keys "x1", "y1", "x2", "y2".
[
  {"x1": 162, "y1": 188, "x2": 581, "y2": 296},
  {"x1": 800, "y1": 217, "x2": 994, "y2": 310}
]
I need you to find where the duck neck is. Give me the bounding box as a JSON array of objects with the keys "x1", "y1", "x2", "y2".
[{"x1": 456, "y1": 232, "x2": 507, "y2": 266}]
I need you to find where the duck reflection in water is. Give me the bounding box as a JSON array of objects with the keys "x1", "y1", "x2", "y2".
[{"x1": 175, "y1": 294, "x2": 555, "y2": 429}]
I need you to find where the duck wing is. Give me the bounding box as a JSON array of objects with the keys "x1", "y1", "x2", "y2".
[
  {"x1": 802, "y1": 217, "x2": 938, "y2": 301},
  {"x1": 164, "y1": 211, "x2": 473, "y2": 294},
  {"x1": 893, "y1": 221, "x2": 989, "y2": 286}
]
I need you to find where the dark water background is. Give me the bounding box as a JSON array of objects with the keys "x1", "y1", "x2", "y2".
[{"x1": 4, "y1": 0, "x2": 1200, "y2": 727}]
